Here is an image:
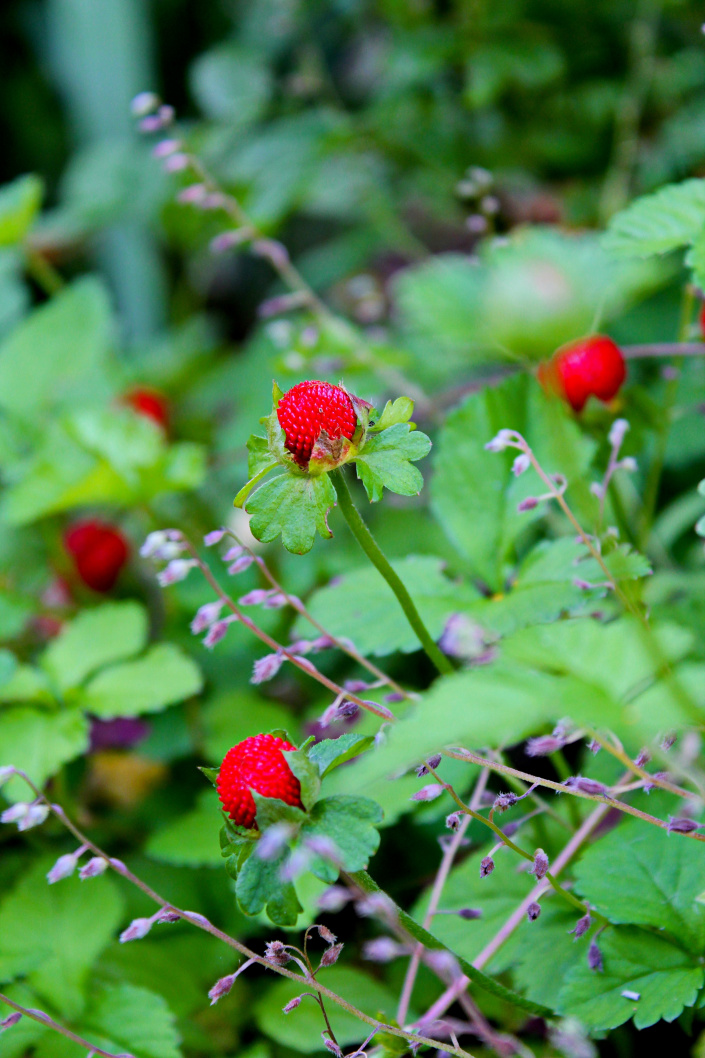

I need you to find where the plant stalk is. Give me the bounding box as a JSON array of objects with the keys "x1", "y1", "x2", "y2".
[{"x1": 330, "y1": 468, "x2": 453, "y2": 676}]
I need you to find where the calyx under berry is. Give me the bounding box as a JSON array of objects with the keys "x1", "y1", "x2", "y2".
[
  {"x1": 538, "y1": 334, "x2": 626, "y2": 413},
  {"x1": 269, "y1": 379, "x2": 372, "y2": 475}
]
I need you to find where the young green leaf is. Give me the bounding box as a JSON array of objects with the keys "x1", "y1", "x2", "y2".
[
  {"x1": 245, "y1": 470, "x2": 337, "y2": 554},
  {"x1": 352, "y1": 423, "x2": 431, "y2": 503},
  {"x1": 603, "y1": 178, "x2": 705, "y2": 258},
  {"x1": 308, "y1": 734, "x2": 375, "y2": 777},
  {"x1": 0, "y1": 174, "x2": 43, "y2": 248},
  {"x1": 369, "y1": 396, "x2": 415, "y2": 432}
]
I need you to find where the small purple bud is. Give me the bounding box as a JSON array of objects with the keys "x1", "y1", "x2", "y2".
[
  {"x1": 131, "y1": 91, "x2": 160, "y2": 116},
  {"x1": 238, "y1": 589, "x2": 274, "y2": 606},
  {"x1": 525, "y1": 735, "x2": 565, "y2": 757},
  {"x1": 283, "y1": 996, "x2": 303, "y2": 1013},
  {"x1": 512, "y1": 453, "x2": 531, "y2": 476},
  {"x1": 588, "y1": 739, "x2": 601, "y2": 755},
  {"x1": 47, "y1": 852, "x2": 80, "y2": 884},
  {"x1": 317, "y1": 887, "x2": 350, "y2": 912},
  {"x1": 446, "y1": 812, "x2": 462, "y2": 831},
  {"x1": 157, "y1": 558, "x2": 197, "y2": 586},
  {"x1": 588, "y1": 939, "x2": 603, "y2": 971},
  {"x1": 18, "y1": 803, "x2": 49, "y2": 831},
  {"x1": 262, "y1": 593, "x2": 287, "y2": 609},
  {"x1": 567, "y1": 777, "x2": 608, "y2": 797},
  {"x1": 203, "y1": 528, "x2": 226, "y2": 546},
  {"x1": 517, "y1": 497, "x2": 539, "y2": 512},
  {"x1": 203, "y1": 617, "x2": 237, "y2": 649},
  {"x1": 634, "y1": 748, "x2": 651, "y2": 768},
  {"x1": 480, "y1": 856, "x2": 495, "y2": 878},
  {"x1": 251, "y1": 653, "x2": 284, "y2": 685},
  {"x1": 343, "y1": 679, "x2": 371, "y2": 694},
  {"x1": 264, "y1": 940, "x2": 291, "y2": 966},
  {"x1": 336, "y1": 700, "x2": 360, "y2": 719},
  {"x1": 79, "y1": 856, "x2": 109, "y2": 880},
  {"x1": 385, "y1": 692, "x2": 405, "y2": 703},
  {"x1": 527, "y1": 903, "x2": 541, "y2": 921},
  {"x1": 177, "y1": 184, "x2": 207, "y2": 205},
  {"x1": 152, "y1": 139, "x2": 181, "y2": 158},
  {"x1": 323, "y1": 1040, "x2": 342, "y2": 1057},
  {"x1": 530, "y1": 849, "x2": 549, "y2": 880},
  {"x1": 304, "y1": 835, "x2": 342, "y2": 865},
  {"x1": 319, "y1": 942, "x2": 343, "y2": 967},
  {"x1": 191, "y1": 600, "x2": 225, "y2": 634},
  {"x1": 573, "y1": 578, "x2": 594, "y2": 591},
  {"x1": 155, "y1": 907, "x2": 181, "y2": 923},
  {"x1": 0, "y1": 1013, "x2": 22, "y2": 1030},
  {"x1": 457, "y1": 908, "x2": 483, "y2": 920},
  {"x1": 485, "y1": 429, "x2": 517, "y2": 453},
  {"x1": 569, "y1": 910, "x2": 591, "y2": 939},
  {"x1": 210, "y1": 230, "x2": 251, "y2": 254},
  {"x1": 200, "y1": 192, "x2": 227, "y2": 210},
  {"x1": 410, "y1": 784, "x2": 444, "y2": 802},
  {"x1": 252, "y1": 239, "x2": 290, "y2": 270},
  {"x1": 316, "y1": 924, "x2": 337, "y2": 944},
  {"x1": 661, "y1": 733, "x2": 677, "y2": 751},
  {"x1": 667, "y1": 816, "x2": 703, "y2": 834},
  {"x1": 208, "y1": 974, "x2": 237, "y2": 1005},
  {"x1": 222, "y1": 545, "x2": 244, "y2": 561},
  {"x1": 1, "y1": 803, "x2": 29, "y2": 825},
  {"x1": 163, "y1": 152, "x2": 190, "y2": 172},
  {"x1": 120, "y1": 917, "x2": 153, "y2": 943},
  {"x1": 140, "y1": 530, "x2": 180, "y2": 558},
  {"x1": 362, "y1": 937, "x2": 404, "y2": 962},
  {"x1": 493, "y1": 792, "x2": 518, "y2": 813},
  {"x1": 228, "y1": 555, "x2": 254, "y2": 575},
  {"x1": 310, "y1": 635, "x2": 335, "y2": 652}
]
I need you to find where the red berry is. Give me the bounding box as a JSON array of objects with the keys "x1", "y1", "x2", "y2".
[
  {"x1": 217, "y1": 733, "x2": 303, "y2": 829},
  {"x1": 539, "y1": 335, "x2": 626, "y2": 413},
  {"x1": 276, "y1": 380, "x2": 357, "y2": 468},
  {"x1": 64, "y1": 520, "x2": 130, "y2": 593},
  {"x1": 699, "y1": 302, "x2": 705, "y2": 340},
  {"x1": 124, "y1": 387, "x2": 170, "y2": 431}
]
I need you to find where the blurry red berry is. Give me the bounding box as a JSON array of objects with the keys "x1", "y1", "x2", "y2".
[
  {"x1": 124, "y1": 387, "x2": 170, "y2": 431},
  {"x1": 538, "y1": 335, "x2": 626, "y2": 413},
  {"x1": 276, "y1": 380, "x2": 357, "y2": 468},
  {"x1": 64, "y1": 520, "x2": 130, "y2": 593},
  {"x1": 699, "y1": 302, "x2": 705, "y2": 340},
  {"x1": 217, "y1": 733, "x2": 302, "y2": 829}
]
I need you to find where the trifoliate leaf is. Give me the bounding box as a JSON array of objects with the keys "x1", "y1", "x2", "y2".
[
  {"x1": 353, "y1": 423, "x2": 431, "y2": 503},
  {"x1": 245, "y1": 470, "x2": 337, "y2": 554},
  {"x1": 558, "y1": 926, "x2": 703, "y2": 1031},
  {"x1": 603, "y1": 178, "x2": 705, "y2": 258},
  {"x1": 300, "y1": 794, "x2": 382, "y2": 882}
]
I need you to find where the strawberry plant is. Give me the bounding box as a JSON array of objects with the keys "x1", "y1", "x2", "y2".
[{"x1": 1, "y1": 4, "x2": 705, "y2": 1058}]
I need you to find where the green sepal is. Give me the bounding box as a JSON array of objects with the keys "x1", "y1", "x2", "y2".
[
  {"x1": 252, "y1": 790, "x2": 307, "y2": 831},
  {"x1": 272, "y1": 379, "x2": 284, "y2": 406},
  {"x1": 369, "y1": 396, "x2": 415, "y2": 433},
  {"x1": 283, "y1": 745, "x2": 322, "y2": 809},
  {"x1": 199, "y1": 765, "x2": 219, "y2": 788},
  {"x1": 245, "y1": 470, "x2": 337, "y2": 554},
  {"x1": 300, "y1": 795, "x2": 383, "y2": 883},
  {"x1": 220, "y1": 815, "x2": 258, "y2": 851},
  {"x1": 352, "y1": 423, "x2": 432, "y2": 503},
  {"x1": 308, "y1": 734, "x2": 375, "y2": 778}
]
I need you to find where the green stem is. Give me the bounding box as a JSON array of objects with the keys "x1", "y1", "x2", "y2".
[
  {"x1": 347, "y1": 870, "x2": 552, "y2": 1018},
  {"x1": 330, "y1": 468, "x2": 453, "y2": 677}
]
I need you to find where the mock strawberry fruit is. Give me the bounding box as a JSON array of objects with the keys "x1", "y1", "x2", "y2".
[
  {"x1": 64, "y1": 520, "x2": 130, "y2": 593},
  {"x1": 699, "y1": 303, "x2": 705, "y2": 340},
  {"x1": 124, "y1": 387, "x2": 170, "y2": 432},
  {"x1": 538, "y1": 335, "x2": 626, "y2": 413},
  {"x1": 217, "y1": 733, "x2": 303, "y2": 829},
  {"x1": 276, "y1": 380, "x2": 357, "y2": 468}
]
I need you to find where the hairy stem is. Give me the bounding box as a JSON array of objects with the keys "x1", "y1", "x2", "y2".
[
  {"x1": 0, "y1": 994, "x2": 124, "y2": 1058},
  {"x1": 330, "y1": 468, "x2": 453, "y2": 676}
]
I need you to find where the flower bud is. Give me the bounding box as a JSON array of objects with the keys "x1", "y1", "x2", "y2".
[
  {"x1": 120, "y1": 917, "x2": 153, "y2": 943},
  {"x1": 319, "y1": 943, "x2": 343, "y2": 968},
  {"x1": 493, "y1": 792, "x2": 518, "y2": 813},
  {"x1": 457, "y1": 908, "x2": 482, "y2": 920},
  {"x1": 79, "y1": 856, "x2": 109, "y2": 880},
  {"x1": 191, "y1": 601, "x2": 225, "y2": 634},
  {"x1": 608, "y1": 418, "x2": 629, "y2": 448},
  {"x1": 228, "y1": 555, "x2": 254, "y2": 575},
  {"x1": 18, "y1": 803, "x2": 49, "y2": 831},
  {"x1": 251, "y1": 653, "x2": 284, "y2": 684},
  {"x1": 362, "y1": 937, "x2": 405, "y2": 962},
  {"x1": 203, "y1": 528, "x2": 226, "y2": 546},
  {"x1": 0, "y1": 1013, "x2": 22, "y2": 1031},
  {"x1": 283, "y1": 996, "x2": 303, "y2": 1013},
  {"x1": 517, "y1": 497, "x2": 539, "y2": 512},
  {"x1": 512, "y1": 453, "x2": 531, "y2": 476},
  {"x1": 131, "y1": 91, "x2": 160, "y2": 116},
  {"x1": 410, "y1": 784, "x2": 444, "y2": 802},
  {"x1": 0, "y1": 766, "x2": 15, "y2": 786},
  {"x1": 527, "y1": 903, "x2": 541, "y2": 921},
  {"x1": 157, "y1": 559, "x2": 197, "y2": 586},
  {"x1": 445, "y1": 812, "x2": 462, "y2": 831},
  {"x1": 47, "y1": 852, "x2": 80, "y2": 884},
  {"x1": 588, "y1": 939, "x2": 603, "y2": 971},
  {"x1": 530, "y1": 849, "x2": 549, "y2": 880},
  {"x1": 208, "y1": 974, "x2": 237, "y2": 1005},
  {"x1": 264, "y1": 940, "x2": 291, "y2": 966},
  {"x1": 480, "y1": 856, "x2": 495, "y2": 878},
  {"x1": 316, "y1": 887, "x2": 350, "y2": 912},
  {"x1": 204, "y1": 616, "x2": 237, "y2": 649},
  {"x1": 667, "y1": 816, "x2": 703, "y2": 834},
  {"x1": 525, "y1": 734, "x2": 565, "y2": 757},
  {"x1": 569, "y1": 910, "x2": 591, "y2": 939}
]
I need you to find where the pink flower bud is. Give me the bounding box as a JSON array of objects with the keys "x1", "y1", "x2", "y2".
[
  {"x1": 1, "y1": 803, "x2": 29, "y2": 825},
  {"x1": 316, "y1": 887, "x2": 350, "y2": 912},
  {"x1": 227, "y1": 555, "x2": 254, "y2": 575},
  {"x1": 252, "y1": 239, "x2": 290, "y2": 270},
  {"x1": 319, "y1": 943, "x2": 343, "y2": 967},
  {"x1": 152, "y1": 139, "x2": 181, "y2": 158},
  {"x1": 47, "y1": 853, "x2": 80, "y2": 884},
  {"x1": 410, "y1": 784, "x2": 444, "y2": 802},
  {"x1": 120, "y1": 917, "x2": 154, "y2": 943},
  {"x1": 264, "y1": 941, "x2": 291, "y2": 966},
  {"x1": 530, "y1": 849, "x2": 549, "y2": 880},
  {"x1": 203, "y1": 616, "x2": 237, "y2": 649},
  {"x1": 203, "y1": 528, "x2": 226, "y2": 546},
  {"x1": 316, "y1": 925, "x2": 337, "y2": 944},
  {"x1": 157, "y1": 558, "x2": 197, "y2": 586},
  {"x1": 163, "y1": 153, "x2": 190, "y2": 173},
  {"x1": 79, "y1": 856, "x2": 109, "y2": 879},
  {"x1": 512, "y1": 453, "x2": 531, "y2": 476},
  {"x1": 18, "y1": 803, "x2": 49, "y2": 831},
  {"x1": 191, "y1": 600, "x2": 224, "y2": 634},
  {"x1": 131, "y1": 91, "x2": 160, "y2": 116},
  {"x1": 155, "y1": 907, "x2": 181, "y2": 924},
  {"x1": 0, "y1": 1012, "x2": 22, "y2": 1030},
  {"x1": 282, "y1": 996, "x2": 302, "y2": 1013},
  {"x1": 208, "y1": 974, "x2": 237, "y2": 1005},
  {"x1": 238, "y1": 589, "x2": 274, "y2": 606},
  {"x1": 588, "y1": 938, "x2": 603, "y2": 971},
  {"x1": 251, "y1": 652, "x2": 284, "y2": 684},
  {"x1": 517, "y1": 496, "x2": 539, "y2": 512},
  {"x1": 608, "y1": 418, "x2": 629, "y2": 448},
  {"x1": 480, "y1": 856, "x2": 494, "y2": 878}
]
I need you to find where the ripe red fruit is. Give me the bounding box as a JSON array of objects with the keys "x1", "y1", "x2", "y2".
[
  {"x1": 538, "y1": 335, "x2": 626, "y2": 413},
  {"x1": 124, "y1": 387, "x2": 170, "y2": 431},
  {"x1": 699, "y1": 302, "x2": 705, "y2": 340},
  {"x1": 64, "y1": 520, "x2": 130, "y2": 593},
  {"x1": 217, "y1": 733, "x2": 303, "y2": 829},
  {"x1": 276, "y1": 380, "x2": 357, "y2": 468}
]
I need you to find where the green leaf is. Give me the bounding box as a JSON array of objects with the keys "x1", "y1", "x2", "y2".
[
  {"x1": 431, "y1": 375, "x2": 595, "y2": 590},
  {"x1": 79, "y1": 644, "x2": 203, "y2": 719},
  {"x1": 247, "y1": 433, "x2": 275, "y2": 477},
  {"x1": 573, "y1": 817, "x2": 705, "y2": 953},
  {"x1": 282, "y1": 746, "x2": 321, "y2": 810},
  {"x1": 252, "y1": 791, "x2": 307, "y2": 831},
  {"x1": 0, "y1": 664, "x2": 52, "y2": 705},
  {"x1": 235, "y1": 848, "x2": 303, "y2": 926},
  {"x1": 201, "y1": 692, "x2": 294, "y2": 764},
  {"x1": 190, "y1": 44, "x2": 271, "y2": 127},
  {"x1": 558, "y1": 926, "x2": 703, "y2": 1031},
  {"x1": 255, "y1": 966, "x2": 399, "y2": 1053},
  {"x1": 41, "y1": 602, "x2": 147, "y2": 692},
  {"x1": 301, "y1": 795, "x2": 382, "y2": 882},
  {"x1": 246, "y1": 470, "x2": 337, "y2": 554},
  {"x1": 308, "y1": 735, "x2": 375, "y2": 778},
  {"x1": 353, "y1": 423, "x2": 431, "y2": 503},
  {"x1": 370, "y1": 397, "x2": 415, "y2": 432},
  {"x1": 0, "y1": 175, "x2": 43, "y2": 247},
  {"x1": 145, "y1": 790, "x2": 223, "y2": 868},
  {"x1": 293, "y1": 555, "x2": 478, "y2": 657},
  {"x1": 0, "y1": 706, "x2": 89, "y2": 802},
  {"x1": 0, "y1": 859, "x2": 123, "y2": 1019},
  {"x1": 603, "y1": 178, "x2": 705, "y2": 257},
  {"x1": 84, "y1": 983, "x2": 181, "y2": 1058},
  {"x1": 686, "y1": 225, "x2": 705, "y2": 291},
  {"x1": 0, "y1": 277, "x2": 114, "y2": 419},
  {"x1": 512, "y1": 903, "x2": 588, "y2": 1009}
]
